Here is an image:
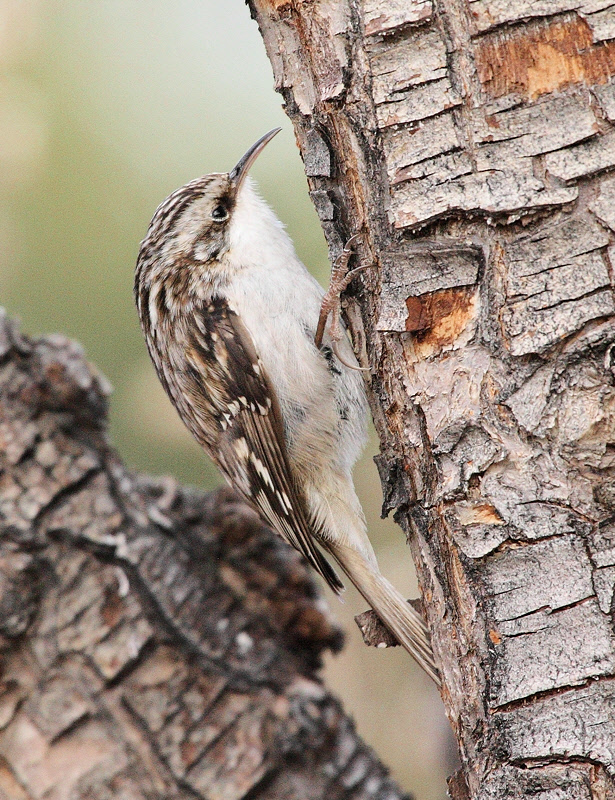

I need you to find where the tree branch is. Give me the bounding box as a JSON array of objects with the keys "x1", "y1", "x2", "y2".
[{"x1": 0, "y1": 309, "x2": 411, "y2": 800}]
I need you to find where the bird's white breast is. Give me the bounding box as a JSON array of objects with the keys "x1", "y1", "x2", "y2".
[{"x1": 222, "y1": 180, "x2": 367, "y2": 478}]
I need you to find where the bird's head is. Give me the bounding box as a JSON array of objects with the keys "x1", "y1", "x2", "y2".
[{"x1": 135, "y1": 127, "x2": 284, "y2": 307}]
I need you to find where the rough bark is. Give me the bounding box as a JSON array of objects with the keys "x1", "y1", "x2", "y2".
[
  {"x1": 246, "y1": 1, "x2": 615, "y2": 798},
  {"x1": 0, "y1": 310, "x2": 411, "y2": 799}
]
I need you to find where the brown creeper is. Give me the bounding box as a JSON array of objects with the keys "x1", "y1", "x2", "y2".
[{"x1": 134, "y1": 129, "x2": 439, "y2": 684}]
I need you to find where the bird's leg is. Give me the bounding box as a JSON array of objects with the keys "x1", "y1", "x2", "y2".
[
  {"x1": 315, "y1": 236, "x2": 370, "y2": 371},
  {"x1": 315, "y1": 235, "x2": 359, "y2": 350}
]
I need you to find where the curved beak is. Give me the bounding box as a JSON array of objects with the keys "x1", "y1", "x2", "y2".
[{"x1": 228, "y1": 127, "x2": 281, "y2": 196}]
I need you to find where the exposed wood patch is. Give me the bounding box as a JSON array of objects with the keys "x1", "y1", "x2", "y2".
[
  {"x1": 405, "y1": 286, "x2": 473, "y2": 332},
  {"x1": 406, "y1": 286, "x2": 478, "y2": 353},
  {"x1": 452, "y1": 501, "x2": 504, "y2": 527},
  {"x1": 369, "y1": 9, "x2": 609, "y2": 229},
  {"x1": 475, "y1": 16, "x2": 615, "y2": 100}
]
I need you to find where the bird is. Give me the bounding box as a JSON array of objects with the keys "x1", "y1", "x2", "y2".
[{"x1": 134, "y1": 128, "x2": 439, "y2": 684}]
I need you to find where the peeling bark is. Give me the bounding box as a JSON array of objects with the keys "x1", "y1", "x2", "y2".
[
  {"x1": 246, "y1": 1, "x2": 615, "y2": 797},
  {"x1": 0, "y1": 311, "x2": 411, "y2": 799}
]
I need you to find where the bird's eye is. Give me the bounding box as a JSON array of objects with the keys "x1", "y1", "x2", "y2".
[{"x1": 211, "y1": 204, "x2": 228, "y2": 222}]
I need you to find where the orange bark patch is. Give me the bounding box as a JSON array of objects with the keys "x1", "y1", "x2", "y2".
[
  {"x1": 405, "y1": 286, "x2": 477, "y2": 348},
  {"x1": 475, "y1": 16, "x2": 615, "y2": 100},
  {"x1": 489, "y1": 629, "x2": 502, "y2": 645},
  {"x1": 455, "y1": 502, "x2": 505, "y2": 526}
]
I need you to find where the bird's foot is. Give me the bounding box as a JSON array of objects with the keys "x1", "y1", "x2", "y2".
[{"x1": 315, "y1": 236, "x2": 370, "y2": 371}]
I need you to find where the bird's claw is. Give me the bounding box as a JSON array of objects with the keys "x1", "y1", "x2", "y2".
[
  {"x1": 332, "y1": 340, "x2": 371, "y2": 371},
  {"x1": 315, "y1": 235, "x2": 371, "y2": 372}
]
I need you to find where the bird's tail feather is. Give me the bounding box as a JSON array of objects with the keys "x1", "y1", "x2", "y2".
[{"x1": 328, "y1": 542, "x2": 440, "y2": 686}]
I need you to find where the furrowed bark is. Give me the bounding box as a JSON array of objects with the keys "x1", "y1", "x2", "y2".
[
  {"x1": 246, "y1": 1, "x2": 615, "y2": 797},
  {"x1": 0, "y1": 310, "x2": 411, "y2": 800}
]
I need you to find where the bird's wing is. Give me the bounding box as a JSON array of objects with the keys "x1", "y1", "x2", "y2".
[{"x1": 185, "y1": 295, "x2": 343, "y2": 594}]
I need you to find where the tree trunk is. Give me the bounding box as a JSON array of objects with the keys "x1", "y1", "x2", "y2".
[
  {"x1": 0, "y1": 311, "x2": 411, "y2": 799},
  {"x1": 246, "y1": 1, "x2": 615, "y2": 798}
]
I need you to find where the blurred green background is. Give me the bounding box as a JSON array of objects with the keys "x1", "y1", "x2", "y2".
[{"x1": 0, "y1": 2, "x2": 454, "y2": 797}]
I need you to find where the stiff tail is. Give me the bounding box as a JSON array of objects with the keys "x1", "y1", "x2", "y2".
[{"x1": 328, "y1": 542, "x2": 441, "y2": 686}]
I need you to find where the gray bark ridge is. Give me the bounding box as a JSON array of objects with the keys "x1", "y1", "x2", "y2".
[
  {"x1": 0, "y1": 309, "x2": 411, "y2": 800},
  {"x1": 247, "y1": 1, "x2": 615, "y2": 798}
]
